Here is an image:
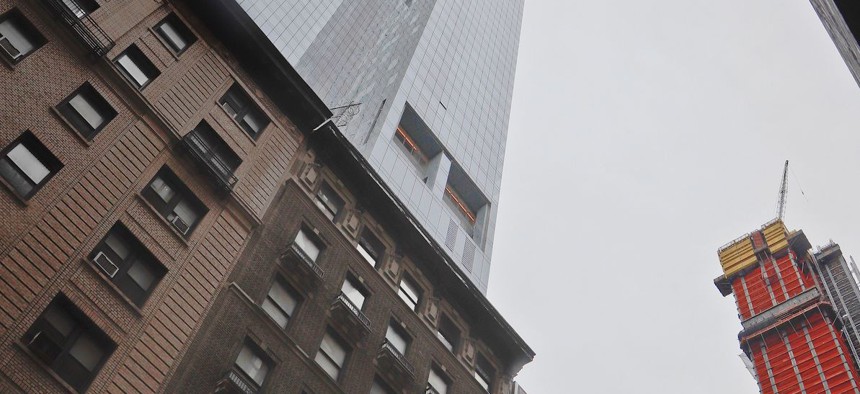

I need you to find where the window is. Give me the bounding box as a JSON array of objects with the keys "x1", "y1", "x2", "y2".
[
  {"x1": 427, "y1": 367, "x2": 450, "y2": 394},
  {"x1": 57, "y1": 83, "x2": 117, "y2": 140},
  {"x1": 444, "y1": 162, "x2": 489, "y2": 240},
  {"x1": 357, "y1": 230, "x2": 384, "y2": 266},
  {"x1": 436, "y1": 315, "x2": 460, "y2": 353},
  {"x1": 234, "y1": 341, "x2": 271, "y2": 387},
  {"x1": 385, "y1": 322, "x2": 409, "y2": 356},
  {"x1": 314, "y1": 182, "x2": 344, "y2": 221},
  {"x1": 155, "y1": 14, "x2": 195, "y2": 55},
  {"x1": 371, "y1": 378, "x2": 395, "y2": 394},
  {"x1": 89, "y1": 224, "x2": 166, "y2": 306},
  {"x1": 219, "y1": 84, "x2": 270, "y2": 138},
  {"x1": 185, "y1": 121, "x2": 241, "y2": 181},
  {"x1": 114, "y1": 45, "x2": 159, "y2": 89},
  {"x1": 142, "y1": 167, "x2": 208, "y2": 236},
  {"x1": 294, "y1": 228, "x2": 322, "y2": 262},
  {"x1": 23, "y1": 295, "x2": 115, "y2": 392},
  {"x1": 394, "y1": 103, "x2": 443, "y2": 176},
  {"x1": 475, "y1": 354, "x2": 494, "y2": 392},
  {"x1": 315, "y1": 331, "x2": 348, "y2": 381},
  {"x1": 60, "y1": 0, "x2": 99, "y2": 18},
  {"x1": 0, "y1": 9, "x2": 45, "y2": 64},
  {"x1": 341, "y1": 276, "x2": 367, "y2": 310},
  {"x1": 0, "y1": 131, "x2": 62, "y2": 199},
  {"x1": 394, "y1": 125, "x2": 429, "y2": 168},
  {"x1": 397, "y1": 274, "x2": 421, "y2": 311},
  {"x1": 261, "y1": 279, "x2": 299, "y2": 329}
]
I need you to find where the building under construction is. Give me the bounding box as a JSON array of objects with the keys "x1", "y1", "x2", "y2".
[{"x1": 715, "y1": 220, "x2": 860, "y2": 393}]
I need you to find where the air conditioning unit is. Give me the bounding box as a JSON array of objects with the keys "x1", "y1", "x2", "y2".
[
  {"x1": 171, "y1": 215, "x2": 190, "y2": 235},
  {"x1": 0, "y1": 35, "x2": 21, "y2": 60},
  {"x1": 93, "y1": 251, "x2": 119, "y2": 278}
]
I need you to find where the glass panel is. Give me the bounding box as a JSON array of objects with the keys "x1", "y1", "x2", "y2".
[
  {"x1": 261, "y1": 298, "x2": 288, "y2": 328},
  {"x1": 341, "y1": 279, "x2": 365, "y2": 309},
  {"x1": 242, "y1": 112, "x2": 264, "y2": 134},
  {"x1": 319, "y1": 333, "x2": 345, "y2": 365},
  {"x1": 68, "y1": 332, "x2": 104, "y2": 371},
  {"x1": 8, "y1": 143, "x2": 50, "y2": 184},
  {"x1": 127, "y1": 260, "x2": 156, "y2": 290},
  {"x1": 397, "y1": 278, "x2": 419, "y2": 310},
  {"x1": 44, "y1": 305, "x2": 76, "y2": 337},
  {"x1": 268, "y1": 282, "x2": 297, "y2": 315},
  {"x1": 69, "y1": 93, "x2": 105, "y2": 130},
  {"x1": 475, "y1": 371, "x2": 490, "y2": 391},
  {"x1": 314, "y1": 351, "x2": 339, "y2": 379},
  {"x1": 117, "y1": 54, "x2": 149, "y2": 87},
  {"x1": 157, "y1": 22, "x2": 187, "y2": 52},
  {"x1": 428, "y1": 369, "x2": 448, "y2": 394},
  {"x1": 172, "y1": 199, "x2": 199, "y2": 226},
  {"x1": 0, "y1": 19, "x2": 34, "y2": 55},
  {"x1": 385, "y1": 325, "x2": 408, "y2": 354},
  {"x1": 149, "y1": 176, "x2": 175, "y2": 202},
  {"x1": 236, "y1": 344, "x2": 268, "y2": 385},
  {"x1": 104, "y1": 233, "x2": 130, "y2": 260},
  {"x1": 60, "y1": 0, "x2": 87, "y2": 18},
  {"x1": 294, "y1": 230, "x2": 320, "y2": 261},
  {"x1": 436, "y1": 331, "x2": 453, "y2": 352}
]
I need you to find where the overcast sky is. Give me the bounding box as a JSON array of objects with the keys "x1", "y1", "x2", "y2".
[{"x1": 486, "y1": 1, "x2": 860, "y2": 392}]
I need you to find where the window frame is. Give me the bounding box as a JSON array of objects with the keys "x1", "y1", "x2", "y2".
[
  {"x1": 60, "y1": 0, "x2": 99, "y2": 18},
  {"x1": 233, "y1": 340, "x2": 272, "y2": 389},
  {"x1": 113, "y1": 44, "x2": 160, "y2": 90},
  {"x1": 314, "y1": 181, "x2": 345, "y2": 221},
  {"x1": 340, "y1": 274, "x2": 369, "y2": 311},
  {"x1": 89, "y1": 223, "x2": 166, "y2": 307},
  {"x1": 397, "y1": 274, "x2": 422, "y2": 312},
  {"x1": 427, "y1": 366, "x2": 451, "y2": 394},
  {"x1": 154, "y1": 13, "x2": 196, "y2": 56},
  {"x1": 314, "y1": 330, "x2": 349, "y2": 382},
  {"x1": 22, "y1": 294, "x2": 116, "y2": 393},
  {"x1": 218, "y1": 84, "x2": 270, "y2": 139},
  {"x1": 0, "y1": 131, "x2": 62, "y2": 200},
  {"x1": 260, "y1": 277, "x2": 300, "y2": 329},
  {"x1": 56, "y1": 82, "x2": 117, "y2": 140},
  {"x1": 294, "y1": 226, "x2": 323, "y2": 263},
  {"x1": 385, "y1": 321, "x2": 410, "y2": 356},
  {"x1": 356, "y1": 229, "x2": 385, "y2": 267},
  {"x1": 141, "y1": 166, "x2": 208, "y2": 237},
  {"x1": 0, "y1": 9, "x2": 46, "y2": 65},
  {"x1": 436, "y1": 314, "x2": 460, "y2": 353},
  {"x1": 474, "y1": 353, "x2": 495, "y2": 392}
]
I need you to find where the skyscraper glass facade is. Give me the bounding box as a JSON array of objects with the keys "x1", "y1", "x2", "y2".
[{"x1": 237, "y1": 0, "x2": 524, "y2": 292}]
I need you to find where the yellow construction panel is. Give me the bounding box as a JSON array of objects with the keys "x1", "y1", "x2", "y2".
[
  {"x1": 763, "y1": 220, "x2": 788, "y2": 254},
  {"x1": 718, "y1": 237, "x2": 757, "y2": 277}
]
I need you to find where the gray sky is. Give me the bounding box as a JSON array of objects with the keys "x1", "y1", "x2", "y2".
[{"x1": 487, "y1": 0, "x2": 860, "y2": 392}]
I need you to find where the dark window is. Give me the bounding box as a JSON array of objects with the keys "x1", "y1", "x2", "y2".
[
  {"x1": 155, "y1": 13, "x2": 195, "y2": 55},
  {"x1": 436, "y1": 315, "x2": 460, "y2": 353},
  {"x1": 185, "y1": 121, "x2": 241, "y2": 183},
  {"x1": 357, "y1": 229, "x2": 384, "y2": 266},
  {"x1": 219, "y1": 84, "x2": 269, "y2": 138},
  {"x1": 445, "y1": 162, "x2": 489, "y2": 241},
  {"x1": 475, "y1": 354, "x2": 494, "y2": 392},
  {"x1": 315, "y1": 182, "x2": 344, "y2": 221},
  {"x1": 234, "y1": 341, "x2": 271, "y2": 387},
  {"x1": 0, "y1": 131, "x2": 62, "y2": 199},
  {"x1": 397, "y1": 274, "x2": 421, "y2": 312},
  {"x1": 57, "y1": 83, "x2": 116, "y2": 140},
  {"x1": 114, "y1": 45, "x2": 159, "y2": 89},
  {"x1": 60, "y1": 0, "x2": 99, "y2": 18},
  {"x1": 142, "y1": 167, "x2": 208, "y2": 236},
  {"x1": 315, "y1": 330, "x2": 349, "y2": 381},
  {"x1": 89, "y1": 223, "x2": 166, "y2": 306},
  {"x1": 371, "y1": 378, "x2": 395, "y2": 394},
  {"x1": 261, "y1": 278, "x2": 299, "y2": 329},
  {"x1": 0, "y1": 9, "x2": 46, "y2": 64},
  {"x1": 23, "y1": 295, "x2": 115, "y2": 392}
]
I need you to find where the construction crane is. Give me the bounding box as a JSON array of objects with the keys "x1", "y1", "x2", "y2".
[{"x1": 777, "y1": 160, "x2": 789, "y2": 220}]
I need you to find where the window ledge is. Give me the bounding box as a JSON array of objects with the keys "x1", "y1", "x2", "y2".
[
  {"x1": 135, "y1": 193, "x2": 192, "y2": 246},
  {"x1": 14, "y1": 341, "x2": 78, "y2": 394},
  {"x1": 49, "y1": 107, "x2": 95, "y2": 146},
  {"x1": 148, "y1": 26, "x2": 188, "y2": 61},
  {"x1": 0, "y1": 175, "x2": 31, "y2": 207},
  {"x1": 80, "y1": 257, "x2": 144, "y2": 317}
]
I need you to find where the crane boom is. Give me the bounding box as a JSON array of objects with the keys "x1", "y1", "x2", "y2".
[{"x1": 777, "y1": 160, "x2": 789, "y2": 220}]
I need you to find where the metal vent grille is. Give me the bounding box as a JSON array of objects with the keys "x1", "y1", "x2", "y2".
[
  {"x1": 445, "y1": 219, "x2": 457, "y2": 250},
  {"x1": 462, "y1": 241, "x2": 475, "y2": 272}
]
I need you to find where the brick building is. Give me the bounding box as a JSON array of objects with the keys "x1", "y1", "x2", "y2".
[{"x1": 0, "y1": 0, "x2": 533, "y2": 393}]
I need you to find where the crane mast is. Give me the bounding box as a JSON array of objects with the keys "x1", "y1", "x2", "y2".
[{"x1": 777, "y1": 160, "x2": 789, "y2": 220}]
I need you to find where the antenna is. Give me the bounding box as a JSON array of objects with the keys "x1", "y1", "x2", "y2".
[{"x1": 777, "y1": 160, "x2": 789, "y2": 221}]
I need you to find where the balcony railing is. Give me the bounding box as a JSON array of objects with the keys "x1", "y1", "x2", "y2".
[
  {"x1": 181, "y1": 131, "x2": 239, "y2": 191},
  {"x1": 426, "y1": 386, "x2": 441, "y2": 394},
  {"x1": 380, "y1": 340, "x2": 416, "y2": 377},
  {"x1": 332, "y1": 292, "x2": 371, "y2": 330},
  {"x1": 38, "y1": 0, "x2": 114, "y2": 56},
  {"x1": 281, "y1": 243, "x2": 324, "y2": 279},
  {"x1": 214, "y1": 370, "x2": 257, "y2": 394}
]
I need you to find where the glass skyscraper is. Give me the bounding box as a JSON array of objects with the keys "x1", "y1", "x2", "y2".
[{"x1": 237, "y1": 0, "x2": 524, "y2": 292}]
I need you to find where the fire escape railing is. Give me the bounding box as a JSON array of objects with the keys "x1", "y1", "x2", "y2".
[
  {"x1": 38, "y1": 0, "x2": 114, "y2": 57},
  {"x1": 181, "y1": 131, "x2": 239, "y2": 191},
  {"x1": 333, "y1": 292, "x2": 371, "y2": 330},
  {"x1": 380, "y1": 340, "x2": 416, "y2": 377}
]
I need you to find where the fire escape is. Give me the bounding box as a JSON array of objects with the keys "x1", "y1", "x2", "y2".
[{"x1": 38, "y1": 0, "x2": 114, "y2": 57}]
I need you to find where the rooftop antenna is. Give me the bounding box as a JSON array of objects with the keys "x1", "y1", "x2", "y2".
[{"x1": 777, "y1": 160, "x2": 789, "y2": 221}]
